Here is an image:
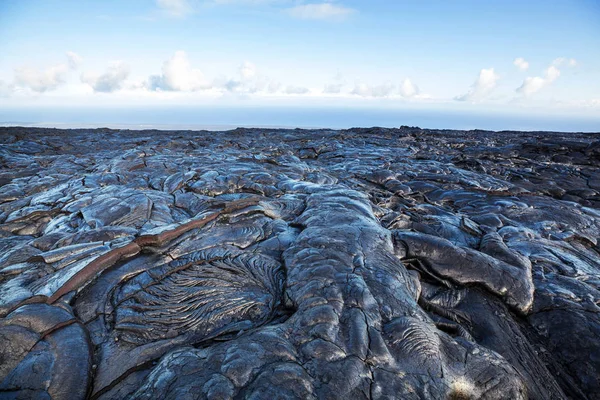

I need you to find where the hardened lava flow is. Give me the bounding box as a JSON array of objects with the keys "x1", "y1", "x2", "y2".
[{"x1": 0, "y1": 126, "x2": 599, "y2": 399}]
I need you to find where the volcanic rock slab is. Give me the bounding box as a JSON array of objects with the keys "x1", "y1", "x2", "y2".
[{"x1": 0, "y1": 126, "x2": 599, "y2": 399}]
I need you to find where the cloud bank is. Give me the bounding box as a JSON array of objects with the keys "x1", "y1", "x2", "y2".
[{"x1": 3, "y1": 50, "x2": 591, "y2": 111}]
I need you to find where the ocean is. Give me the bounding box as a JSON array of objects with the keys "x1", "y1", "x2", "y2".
[{"x1": 1, "y1": 106, "x2": 599, "y2": 132}]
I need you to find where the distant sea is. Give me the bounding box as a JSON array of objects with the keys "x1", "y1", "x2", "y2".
[{"x1": 1, "y1": 106, "x2": 599, "y2": 132}]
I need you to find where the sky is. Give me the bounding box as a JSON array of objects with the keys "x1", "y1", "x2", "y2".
[{"x1": 1, "y1": 0, "x2": 599, "y2": 129}]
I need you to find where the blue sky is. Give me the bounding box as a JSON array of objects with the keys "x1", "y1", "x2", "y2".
[{"x1": 1, "y1": 0, "x2": 599, "y2": 123}]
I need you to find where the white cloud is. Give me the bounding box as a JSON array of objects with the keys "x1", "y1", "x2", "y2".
[
  {"x1": 351, "y1": 83, "x2": 370, "y2": 97},
  {"x1": 352, "y1": 82, "x2": 396, "y2": 97},
  {"x1": 81, "y1": 62, "x2": 130, "y2": 93},
  {"x1": 239, "y1": 61, "x2": 257, "y2": 81},
  {"x1": 516, "y1": 64, "x2": 560, "y2": 96},
  {"x1": 324, "y1": 83, "x2": 344, "y2": 93},
  {"x1": 517, "y1": 76, "x2": 545, "y2": 96},
  {"x1": 215, "y1": 62, "x2": 280, "y2": 94},
  {"x1": 14, "y1": 64, "x2": 68, "y2": 92},
  {"x1": 552, "y1": 57, "x2": 578, "y2": 68},
  {"x1": 67, "y1": 51, "x2": 84, "y2": 69},
  {"x1": 148, "y1": 51, "x2": 210, "y2": 91},
  {"x1": 211, "y1": 75, "x2": 236, "y2": 92},
  {"x1": 515, "y1": 56, "x2": 577, "y2": 96},
  {"x1": 247, "y1": 75, "x2": 271, "y2": 93},
  {"x1": 553, "y1": 98, "x2": 600, "y2": 109},
  {"x1": 513, "y1": 57, "x2": 529, "y2": 71},
  {"x1": 455, "y1": 68, "x2": 499, "y2": 102},
  {"x1": 545, "y1": 65, "x2": 560, "y2": 81},
  {"x1": 267, "y1": 81, "x2": 282, "y2": 93},
  {"x1": 323, "y1": 70, "x2": 345, "y2": 94},
  {"x1": 582, "y1": 99, "x2": 600, "y2": 108},
  {"x1": 156, "y1": 0, "x2": 192, "y2": 17},
  {"x1": 399, "y1": 78, "x2": 419, "y2": 98},
  {"x1": 285, "y1": 85, "x2": 309, "y2": 94},
  {"x1": 13, "y1": 51, "x2": 81, "y2": 93},
  {"x1": 286, "y1": 3, "x2": 356, "y2": 21}
]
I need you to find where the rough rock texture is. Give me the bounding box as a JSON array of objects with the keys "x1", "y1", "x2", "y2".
[{"x1": 0, "y1": 125, "x2": 599, "y2": 399}]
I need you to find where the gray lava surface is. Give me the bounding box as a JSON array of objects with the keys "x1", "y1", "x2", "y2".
[{"x1": 0, "y1": 126, "x2": 599, "y2": 400}]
